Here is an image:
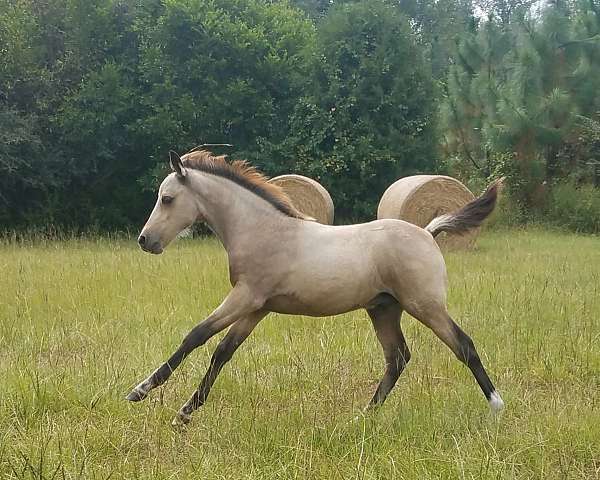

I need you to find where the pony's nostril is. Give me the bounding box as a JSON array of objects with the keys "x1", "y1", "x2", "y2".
[{"x1": 138, "y1": 235, "x2": 146, "y2": 247}]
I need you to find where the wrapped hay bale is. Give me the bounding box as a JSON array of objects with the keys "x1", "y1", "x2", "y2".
[
  {"x1": 269, "y1": 174, "x2": 334, "y2": 225},
  {"x1": 377, "y1": 175, "x2": 478, "y2": 249}
]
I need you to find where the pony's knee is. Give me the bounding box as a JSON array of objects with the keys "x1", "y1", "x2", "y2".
[
  {"x1": 212, "y1": 339, "x2": 235, "y2": 365},
  {"x1": 181, "y1": 323, "x2": 216, "y2": 350}
]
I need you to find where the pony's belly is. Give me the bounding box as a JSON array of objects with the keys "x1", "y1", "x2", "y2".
[{"x1": 264, "y1": 290, "x2": 373, "y2": 317}]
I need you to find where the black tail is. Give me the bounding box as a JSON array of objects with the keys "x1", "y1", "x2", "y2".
[{"x1": 425, "y1": 178, "x2": 504, "y2": 238}]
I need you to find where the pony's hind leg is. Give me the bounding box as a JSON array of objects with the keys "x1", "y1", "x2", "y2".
[
  {"x1": 365, "y1": 299, "x2": 411, "y2": 410},
  {"x1": 409, "y1": 304, "x2": 504, "y2": 412}
]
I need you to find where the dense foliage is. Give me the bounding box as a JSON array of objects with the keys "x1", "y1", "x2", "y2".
[
  {"x1": 279, "y1": 1, "x2": 436, "y2": 219},
  {"x1": 1, "y1": 0, "x2": 600, "y2": 231},
  {"x1": 441, "y1": 0, "x2": 600, "y2": 231},
  {"x1": 0, "y1": 0, "x2": 317, "y2": 228}
]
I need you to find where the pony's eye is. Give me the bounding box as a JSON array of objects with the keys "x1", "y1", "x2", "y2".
[{"x1": 162, "y1": 195, "x2": 174, "y2": 205}]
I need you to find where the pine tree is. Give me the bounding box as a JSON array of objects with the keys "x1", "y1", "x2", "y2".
[
  {"x1": 564, "y1": 0, "x2": 600, "y2": 184},
  {"x1": 440, "y1": 15, "x2": 509, "y2": 176},
  {"x1": 443, "y1": 0, "x2": 600, "y2": 204},
  {"x1": 570, "y1": 0, "x2": 600, "y2": 117},
  {"x1": 490, "y1": 1, "x2": 579, "y2": 196}
]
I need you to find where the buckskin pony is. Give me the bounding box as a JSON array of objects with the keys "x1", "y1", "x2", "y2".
[{"x1": 127, "y1": 150, "x2": 505, "y2": 426}]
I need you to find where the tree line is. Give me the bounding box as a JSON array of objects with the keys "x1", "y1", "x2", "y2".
[{"x1": 1, "y1": 0, "x2": 599, "y2": 231}]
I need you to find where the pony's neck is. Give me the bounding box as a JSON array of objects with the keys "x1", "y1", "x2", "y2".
[{"x1": 188, "y1": 170, "x2": 288, "y2": 252}]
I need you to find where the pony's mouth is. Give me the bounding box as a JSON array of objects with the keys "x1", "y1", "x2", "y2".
[{"x1": 140, "y1": 243, "x2": 163, "y2": 255}]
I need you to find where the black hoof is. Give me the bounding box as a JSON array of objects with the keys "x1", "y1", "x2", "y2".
[
  {"x1": 125, "y1": 389, "x2": 147, "y2": 402},
  {"x1": 172, "y1": 412, "x2": 192, "y2": 428}
]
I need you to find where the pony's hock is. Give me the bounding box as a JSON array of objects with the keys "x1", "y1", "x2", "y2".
[{"x1": 128, "y1": 149, "x2": 505, "y2": 425}]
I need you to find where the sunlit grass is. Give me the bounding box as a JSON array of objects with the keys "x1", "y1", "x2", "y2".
[{"x1": 0, "y1": 230, "x2": 599, "y2": 479}]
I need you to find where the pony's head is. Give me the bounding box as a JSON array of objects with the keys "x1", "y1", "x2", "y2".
[
  {"x1": 137, "y1": 151, "x2": 200, "y2": 254},
  {"x1": 138, "y1": 148, "x2": 313, "y2": 253}
]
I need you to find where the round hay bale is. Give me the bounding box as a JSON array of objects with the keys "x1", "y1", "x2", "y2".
[
  {"x1": 377, "y1": 175, "x2": 478, "y2": 249},
  {"x1": 269, "y1": 174, "x2": 334, "y2": 225}
]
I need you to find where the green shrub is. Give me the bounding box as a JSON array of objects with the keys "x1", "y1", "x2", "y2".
[
  {"x1": 486, "y1": 191, "x2": 529, "y2": 229},
  {"x1": 547, "y1": 182, "x2": 600, "y2": 233}
]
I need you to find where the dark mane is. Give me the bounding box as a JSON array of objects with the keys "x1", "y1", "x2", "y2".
[{"x1": 180, "y1": 150, "x2": 311, "y2": 220}]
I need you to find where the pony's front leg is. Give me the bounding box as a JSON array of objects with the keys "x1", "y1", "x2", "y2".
[
  {"x1": 172, "y1": 310, "x2": 267, "y2": 426},
  {"x1": 126, "y1": 284, "x2": 262, "y2": 402}
]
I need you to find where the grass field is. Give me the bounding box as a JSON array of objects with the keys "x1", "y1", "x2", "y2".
[{"x1": 1, "y1": 229, "x2": 599, "y2": 479}]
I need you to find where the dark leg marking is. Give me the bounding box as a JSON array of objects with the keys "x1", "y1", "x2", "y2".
[
  {"x1": 174, "y1": 311, "x2": 266, "y2": 425},
  {"x1": 365, "y1": 300, "x2": 410, "y2": 409},
  {"x1": 425, "y1": 312, "x2": 504, "y2": 411},
  {"x1": 450, "y1": 321, "x2": 496, "y2": 400},
  {"x1": 126, "y1": 317, "x2": 233, "y2": 402},
  {"x1": 126, "y1": 285, "x2": 259, "y2": 402}
]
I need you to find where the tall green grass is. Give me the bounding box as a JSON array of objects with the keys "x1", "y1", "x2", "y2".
[{"x1": 1, "y1": 230, "x2": 599, "y2": 479}]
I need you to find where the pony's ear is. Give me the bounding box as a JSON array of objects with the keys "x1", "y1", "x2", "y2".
[{"x1": 169, "y1": 150, "x2": 187, "y2": 178}]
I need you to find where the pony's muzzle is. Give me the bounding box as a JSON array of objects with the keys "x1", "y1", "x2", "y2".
[{"x1": 137, "y1": 233, "x2": 163, "y2": 254}]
